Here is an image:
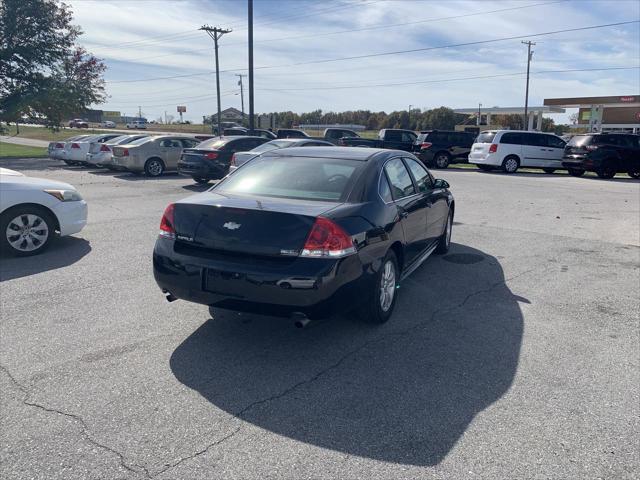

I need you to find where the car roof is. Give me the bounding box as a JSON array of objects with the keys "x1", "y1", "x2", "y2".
[{"x1": 264, "y1": 146, "x2": 401, "y2": 161}]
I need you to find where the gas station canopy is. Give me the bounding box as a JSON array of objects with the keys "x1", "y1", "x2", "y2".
[{"x1": 544, "y1": 95, "x2": 640, "y2": 133}]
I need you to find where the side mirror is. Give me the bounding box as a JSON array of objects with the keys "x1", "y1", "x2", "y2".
[{"x1": 434, "y1": 179, "x2": 449, "y2": 189}]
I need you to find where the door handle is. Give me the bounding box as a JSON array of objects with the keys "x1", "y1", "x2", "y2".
[{"x1": 399, "y1": 210, "x2": 409, "y2": 219}]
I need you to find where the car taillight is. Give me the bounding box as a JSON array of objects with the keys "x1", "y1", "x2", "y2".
[
  {"x1": 420, "y1": 142, "x2": 432, "y2": 149},
  {"x1": 204, "y1": 152, "x2": 218, "y2": 160},
  {"x1": 123, "y1": 149, "x2": 129, "y2": 156},
  {"x1": 159, "y1": 203, "x2": 175, "y2": 239},
  {"x1": 100, "y1": 144, "x2": 111, "y2": 152},
  {"x1": 230, "y1": 153, "x2": 236, "y2": 166},
  {"x1": 71, "y1": 143, "x2": 80, "y2": 149},
  {"x1": 488, "y1": 143, "x2": 498, "y2": 153},
  {"x1": 300, "y1": 217, "x2": 356, "y2": 258},
  {"x1": 55, "y1": 143, "x2": 64, "y2": 148}
]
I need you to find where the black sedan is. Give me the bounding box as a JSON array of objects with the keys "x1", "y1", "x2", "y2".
[
  {"x1": 177, "y1": 136, "x2": 270, "y2": 184},
  {"x1": 154, "y1": 147, "x2": 454, "y2": 324}
]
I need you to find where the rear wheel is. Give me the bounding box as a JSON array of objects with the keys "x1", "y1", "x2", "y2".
[
  {"x1": 568, "y1": 168, "x2": 585, "y2": 177},
  {"x1": 1, "y1": 206, "x2": 55, "y2": 257},
  {"x1": 193, "y1": 177, "x2": 209, "y2": 184},
  {"x1": 627, "y1": 169, "x2": 640, "y2": 179},
  {"x1": 596, "y1": 167, "x2": 616, "y2": 179},
  {"x1": 144, "y1": 158, "x2": 165, "y2": 177},
  {"x1": 543, "y1": 168, "x2": 556, "y2": 174},
  {"x1": 502, "y1": 156, "x2": 519, "y2": 173},
  {"x1": 433, "y1": 152, "x2": 451, "y2": 169},
  {"x1": 435, "y1": 209, "x2": 453, "y2": 254},
  {"x1": 357, "y1": 250, "x2": 398, "y2": 324}
]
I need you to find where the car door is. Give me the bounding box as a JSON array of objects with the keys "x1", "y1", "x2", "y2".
[
  {"x1": 158, "y1": 139, "x2": 183, "y2": 168},
  {"x1": 545, "y1": 135, "x2": 566, "y2": 167},
  {"x1": 383, "y1": 158, "x2": 428, "y2": 264},
  {"x1": 404, "y1": 157, "x2": 448, "y2": 244},
  {"x1": 520, "y1": 132, "x2": 548, "y2": 167}
]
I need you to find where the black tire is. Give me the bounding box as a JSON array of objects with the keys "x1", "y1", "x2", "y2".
[
  {"x1": 435, "y1": 209, "x2": 453, "y2": 254},
  {"x1": 357, "y1": 250, "x2": 399, "y2": 324},
  {"x1": 63, "y1": 160, "x2": 75, "y2": 166},
  {"x1": 568, "y1": 168, "x2": 585, "y2": 177},
  {"x1": 628, "y1": 170, "x2": 640, "y2": 179},
  {"x1": 501, "y1": 156, "x2": 520, "y2": 173},
  {"x1": 193, "y1": 177, "x2": 209, "y2": 184},
  {"x1": 543, "y1": 168, "x2": 556, "y2": 174},
  {"x1": 477, "y1": 164, "x2": 493, "y2": 172},
  {"x1": 433, "y1": 152, "x2": 451, "y2": 169},
  {"x1": 0, "y1": 205, "x2": 55, "y2": 257},
  {"x1": 596, "y1": 167, "x2": 616, "y2": 179},
  {"x1": 144, "y1": 158, "x2": 165, "y2": 177}
]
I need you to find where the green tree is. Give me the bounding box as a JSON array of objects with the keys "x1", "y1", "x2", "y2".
[{"x1": 0, "y1": 0, "x2": 106, "y2": 128}]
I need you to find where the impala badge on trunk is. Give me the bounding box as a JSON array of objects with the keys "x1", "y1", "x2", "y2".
[{"x1": 223, "y1": 221, "x2": 241, "y2": 230}]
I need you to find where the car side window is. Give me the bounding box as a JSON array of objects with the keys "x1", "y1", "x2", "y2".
[
  {"x1": 401, "y1": 132, "x2": 416, "y2": 142},
  {"x1": 404, "y1": 158, "x2": 433, "y2": 193},
  {"x1": 385, "y1": 130, "x2": 401, "y2": 141},
  {"x1": 379, "y1": 173, "x2": 393, "y2": 203},
  {"x1": 180, "y1": 139, "x2": 198, "y2": 148},
  {"x1": 547, "y1": 136, "x2": 566, "y2": 149},
  {"x1": 384, "y1": 158, "x2": 416, "y2": 200},
  {"x1": 160, "y1": 139, "x2": 180, "y2": 148},
  {"x1": 500, "y1": 132, "x2": 523, "y2": 145}
]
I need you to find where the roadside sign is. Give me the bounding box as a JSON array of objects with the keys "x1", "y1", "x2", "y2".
[{"x1": 177, "y1": 106, "x2": 186, "y2": 113}]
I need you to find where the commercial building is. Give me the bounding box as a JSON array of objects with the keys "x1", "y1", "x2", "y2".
[
  {"x1": 453, "y1": 106, "x2": 565, "y2": 133},
  {"x1": 543, "y1": 95, "x2": 640, "y2": 133}
]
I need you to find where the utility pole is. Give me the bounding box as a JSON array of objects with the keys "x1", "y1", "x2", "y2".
[
  {"x1": 478, "y1": 103, "x2": 482, "y2": 126},
  {"x1": 522, "y1": 40, "x2": 535, "y2": 131},
  {"x1": 248, "y1": 0, "x2": 255, "y2": 131},
  {"x1": 408, "y1": 104, "x2": 412, "y2": 127},
  {"x1": 200, "y1": 25, "x2": 232, "y2": 136},
  {"x1": 236, "y1": 74, "x2": 246, "y2": 124},
  {"x1": 138, "y1": 106, "x2": 142, "y2": 119}
]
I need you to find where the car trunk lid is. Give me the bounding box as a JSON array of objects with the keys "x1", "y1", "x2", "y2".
[{"x1": 173, "y1": 192, "x2": 339, "y2": 256}]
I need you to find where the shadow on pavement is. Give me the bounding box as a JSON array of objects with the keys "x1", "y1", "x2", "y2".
[
  {"x1": 170, "y1": 244, "x2": 524, "y2": 466},
  {"x1": 113, "y1": 172, "x2": 182, "y2": 181},
  {"x1": 0, "y1": 237, "x2": 91, "y2": 281},
  {"x1": 0, "y1": 157, "x2": 65, "y2": 171}
]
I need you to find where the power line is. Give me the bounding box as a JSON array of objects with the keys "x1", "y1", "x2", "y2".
[{"x1": 105, "y1": 20, "x2": 640, "y2": 83}]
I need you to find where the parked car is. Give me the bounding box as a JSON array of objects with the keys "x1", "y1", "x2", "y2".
[
  {"x1": 68, "y1": 119, "x2": 89, "y2": 128},
  {"x1": 0, "y1": 168, "x2": 87, "y2": 256},
  {"x1": 276, "y1": 129, "x2": 310, "y2": 139},
  {"x1": 562, "y1": 133, "x2": 640, "y2": 178},
  {"x1": 63, "y1": 134, "x2": 123, "y2": 166},
  {"x1": 111, "y1": 135, "x2": 202, "y2": 176},
  {"x1": 48, "y1": 135, "x2": 92, "y2": 160},
  {"x1": 339, "y1": 129, "x2": 417, "y2": 152},
  {"x1": 468, "y1": 130, "x2": 566, "y2": 173},
  {"x1": 177, "y1": 136, "x2": 270, "y2": 183},
  {"x1": 101, "y1": 120, "x2": 116, "y2": 128},
  {"x1": 85, "y1": 134, "x2": 150, "y2": 168},
  {"x1": 322, "y1": 128, "x2": 361, "y2": 145},
  {"x1": 154, "y1": 147, "x2": 454, "y2": 324},
  {"x1": 230, "y1": 138, "x2": 333, "y2": 171},
  {"x1": 126, "y1": 120, "x2": 147, "y2": 130},
  {"x1": 414, "y1": 130, "x2": 477, "y2": 169}
]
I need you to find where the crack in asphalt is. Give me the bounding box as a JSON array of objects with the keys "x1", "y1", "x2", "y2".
[
  {"x1": 0, "y1": 364, "x2": 152, "y2": 480},
  {"x1": 155, "y1": 263, "x2": 549, "y2": 477}
]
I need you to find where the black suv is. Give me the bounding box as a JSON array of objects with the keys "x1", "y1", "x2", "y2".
[
  {"x1": 562, "y1": 133, "x2": 640, "y2": 179},
  {"x1": 414, "y1": 130, "x2": 477, "y2": 168}
]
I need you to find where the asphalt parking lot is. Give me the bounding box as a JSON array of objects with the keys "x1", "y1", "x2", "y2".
[{"x1": 1, "y1": 159, "x2": 638, "y2": 479}]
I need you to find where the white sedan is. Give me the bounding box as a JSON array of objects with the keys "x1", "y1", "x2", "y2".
[{"x1": 0, "y1": 168, "x2": 88, "y2": 256}]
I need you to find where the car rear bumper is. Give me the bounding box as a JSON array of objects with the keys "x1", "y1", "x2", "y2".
[
  {"x1": 468, "y1": 152, "x2": 499, "y2": 165},
  {"x1": 177, "y1": 161, "x2": 227, "y2": 180},
  {"x1": 112, "y1": 155, "x2": 142, "y2": 171},
  {"x1": 53, "y1": 200, "x2": 88, "y2": 236},
  {"x1": 562, "y1": 155, "x2": 593, "y2": 170},
  {"x1": 153, "y1": 237, "x2": 370, "y2": 319}
]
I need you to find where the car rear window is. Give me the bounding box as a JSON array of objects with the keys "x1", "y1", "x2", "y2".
[
  {"x1": 567, "y1": 135, "x2": 594, "y2": 147},
  {"x1": 215, "y1": 156, "x2": 361, "y2": 201},
  {"x1": 198, "y1": 138, "x2": 229, "y2": 149},
  {"x1": 250, "y1": 140, "x2": 290, "y2": 153},
  {"x1": 476, "y1": 132, "x2": 497, "y2": 143},
  {"x1": 127, "y1": 137, "x2": 154, "y2": 145}
]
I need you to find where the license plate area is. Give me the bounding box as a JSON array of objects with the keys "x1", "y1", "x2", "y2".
[{"x1": 203, "y1": 268, "x2": 246, "y2": 298}]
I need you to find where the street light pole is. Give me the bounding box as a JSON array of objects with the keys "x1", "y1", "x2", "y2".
[
  {"x1": 200, "y1": 25, "x2": 232, "y2": 136},
  {"x1": 248, "y1": 0, "x2": 255, "y2": 131},
  {"x1": 235, "y1": 74, "x2": 246, "y2": 124},
  {"x1": 522, "y1": 40, "x2": 535, "y2": 131}
]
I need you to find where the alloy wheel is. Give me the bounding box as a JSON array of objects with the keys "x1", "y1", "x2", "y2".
[
  {"x1": 379, "y1": 260, "x2": 396, "y2": 312},
  {"x1": 147, "y1": 160, "x2": 163, "y2": 176},
  {"x1": 504, "y1": 158, "x2": 518, "y2": 173},
  {"x1": 435, "y1": 154, "x2": 449, "y2": 168},
  {"x1": 6, "y1": 214, "x2": 49, "y2": 253}
]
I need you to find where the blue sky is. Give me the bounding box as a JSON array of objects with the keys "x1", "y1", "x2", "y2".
[{"x1": 69, "y1": 0, "x2": 640, "y2": 123}]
